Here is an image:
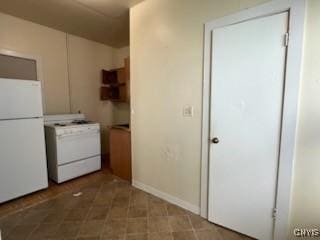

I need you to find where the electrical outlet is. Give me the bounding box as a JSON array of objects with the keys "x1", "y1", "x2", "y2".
[{"x1": 183, "y1": 105, "x2": 194, "y2": 117}]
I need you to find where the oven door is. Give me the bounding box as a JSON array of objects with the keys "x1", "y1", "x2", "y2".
[{"x1": 56, "y1": 131, "x2": 101, "y2": 165}]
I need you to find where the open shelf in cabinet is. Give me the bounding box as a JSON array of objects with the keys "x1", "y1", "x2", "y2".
[{"x1": 100, "y1": 57, "x2": 130, "y2": 102}]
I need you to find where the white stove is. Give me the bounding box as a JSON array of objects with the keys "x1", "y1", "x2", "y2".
[{"x1": 44, "y1": 114, "x2": 101, "y2": 183}]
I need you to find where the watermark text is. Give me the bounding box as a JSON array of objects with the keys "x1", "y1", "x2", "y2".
[{"x1": 294, "y1": 229, "x2": 320, "y2": 238}]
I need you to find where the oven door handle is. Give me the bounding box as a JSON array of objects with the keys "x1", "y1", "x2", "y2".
[{"x1": 57, "y1": 130, "x2": 100, "y2": 139}]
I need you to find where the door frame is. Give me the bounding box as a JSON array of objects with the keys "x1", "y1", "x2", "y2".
[{"x1": 200, "y1": 1, "x2": 305, "y2": 239}]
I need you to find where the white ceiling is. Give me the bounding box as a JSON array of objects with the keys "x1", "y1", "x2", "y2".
[{"x1": 0, "y1": 0, "x2": 145, "y2": 48}]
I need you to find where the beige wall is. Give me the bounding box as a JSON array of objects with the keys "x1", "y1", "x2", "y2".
[
  {"x1": 0, "y1": 12, "x2": 70, "y2": 114},
  {"x1": 0, "y1": 12, "x2": 130, "y2": 142},
  {"x1": 130, "y1": 0, "x2": 320, "y2": 235},
  {"x1": 114, "y1": 46, "x2": 130, "y2": 69},
  {"x1": 290, "y1": 0, "x2": 320, "y2": 230},
  {"x1": 130, "y1": 0, "x2": 269, "y2": 209},
  {"x1": 67, "y1": 34, "x2": 114, "y2": 124},
  {"x1": 67, "y1": 35, "x2": 115, "y2": 153},
  {"x1": 113, "y1": 103, "x2": 131, "y2": 125}
]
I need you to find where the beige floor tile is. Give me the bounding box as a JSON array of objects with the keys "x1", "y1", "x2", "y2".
[
  {"x1": 172, "y1": 231, "x2": 197, "y2": 240},
  {"x1": 93, "y1": 195, "x2": 113, "y2": 207},
  {"x1": 64, "y1": 208, "x2": 89, "y2": 222},
  {"x1": 216, "y1": 226, "x2": 250, "y2": 240},
  {"x1": 166, "y1": 204, "x2": 189, "y2": 216},
  {"x1": 189, "y1": 214, "x2": 215, "y2": 230},
  {"x1": 108, "y1": 206, "x2": 128, "y2": 218},
  {"x1": 46, "y1": 237, "x2": 75, "y2": 240},
  {"x1": 28, "y1": 223, "x2": 60, "y2": 239},
  {"x1": 77, "y1": 237, "x2": 101, "y2": 240},
  {"x1": 103, "y1": 218, "x2": 127, "y2": 237},
  {"x1": 130, "y1": 191, "x2": 148, "y2": 207},
  {"x1": 0, "y1": 168, "x2": 112, "y2": 218},
  {"x1": 0, "y1": 212, "x2": 25, "y2": 237},
  {"x1": 20, "y1": 209, "x2": 50, "y2": 225},
  {"x1": 128, "y1": 206, "x2": 148, "y2": 218},
  {"x1": 78, "y1": 220, "x2": 104, "y2": 237},
  {"x1": 148, "y1": 195, "x2": 166, "y2": 205},
  {"x1": 149, "y1": 232, "x2": 174, "y2": 240},
  {"x1": 96, "y1": 187, "x2": 115, "y2": 197},
  {"x1": 195, "y1": 229, "x2": 223, "y2": 240},
  {"x1": 168, "y1": 216, "x2": 192, "y2": 232},
  {"x1": 148, "y1": 216, "x2": 170, "y2": 232},
  {"x1": 86, "y1": 206, "x2": 109, "y2": 220},
  {"x1": 114, "y1": 191, "x2": 131, "y2": 199},
  {"x1": 127, "y1": 217, "x2": 148, "y2": 234},
  {"x1": 100, "y1": 186, "x2": 116, "y2": 195},
  {"x1": 6, "y1": 223, "x2": 37, "y2": 240},
  {"x1": 0, "y1": 170, "x2": 250, "y2": 240},
  {"x1": 54, "y1": 221, "x2": 82, "y2": 238},
  {"x1": 72, "y1": 199, "x2": 94, "y2": 209},
  {"x1": 33, "y1": 200, "x2": 55, "y2": 210},
  {"x1": 101, "y1": 233, "x2": 125, "y2": 240},
  {"x1": 126, "y1": 233, "x2": 148, "y2": 240},
  {"x1": 112, "y1": 196, "x2": 130, "y2": 208},
  {"x1": 148, "y1": 203, "x2": 167, "y2": 217},
  {"x1": 43, "y1": 210, "x2": 68, "y2": 224}
]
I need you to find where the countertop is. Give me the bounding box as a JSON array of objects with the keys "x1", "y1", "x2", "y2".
[{"x1": 110, "y1": 124, "x2": 130, "y2": 132}]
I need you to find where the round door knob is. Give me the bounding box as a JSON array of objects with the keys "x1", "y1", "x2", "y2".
[{"x1": 211, "y1": 137, "x2": 219, "y2": 144}]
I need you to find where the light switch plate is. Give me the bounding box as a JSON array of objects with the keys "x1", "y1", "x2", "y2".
[{"x1": 183, "y1": 105, "x2": 194, "y2": 117}]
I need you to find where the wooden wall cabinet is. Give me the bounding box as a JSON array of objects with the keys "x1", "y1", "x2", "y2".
[
  {"x1": 100, "y1": 57, "x2": 130, "y2": 102},
  {"x1": 109, "y1": 126, "x2": 131, "y2": 182}
]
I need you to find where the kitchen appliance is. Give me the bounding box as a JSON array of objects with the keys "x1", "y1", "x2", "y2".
[
  {"x1": 0, "y1": 78, "x2": 48, "y2": 203},
  {"x1": 44, "y1": 114, "x2": 101, "y2": 183}
]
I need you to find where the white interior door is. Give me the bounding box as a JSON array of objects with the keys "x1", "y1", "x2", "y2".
[{"x1": 208, "y1": 12, "x2": 288, "y2": 240}]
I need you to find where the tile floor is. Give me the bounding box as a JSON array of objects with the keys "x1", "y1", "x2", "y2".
[
  {"x1": 0, "y1": 172, "x2": 252, "y2": 240},
  {"x1": 0, "y1": 168, "x2": 112, "y2": 217}
]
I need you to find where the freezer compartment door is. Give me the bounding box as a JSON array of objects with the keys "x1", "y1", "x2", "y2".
[
  {"x1": 0, "y1": 118, "x2": 48, "y2": 203},
  {"x1": 0, "y1": 78, "x2": 43, "y2": 120}
]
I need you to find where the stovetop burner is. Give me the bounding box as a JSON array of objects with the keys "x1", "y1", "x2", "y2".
[
  {"x1": 71, "y1": 120, "x2": 91, "y2": 124},
  {"x1": 54, "y1": 123, "x2": 67, "y2": 126},
  {"x1": 51, "y1": 120, "x2": 94, "y2": 127}
]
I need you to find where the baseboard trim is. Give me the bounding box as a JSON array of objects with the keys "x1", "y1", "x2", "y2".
[{"x1": 132, "y1": 180, "x2": 200, "y2": 215}]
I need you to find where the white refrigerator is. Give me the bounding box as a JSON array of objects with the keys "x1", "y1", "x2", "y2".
[{"x1": 0, "y1": 78, "x2": 48, "y2": 203}]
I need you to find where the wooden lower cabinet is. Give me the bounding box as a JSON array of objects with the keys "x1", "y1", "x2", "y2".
[{"x1": 109, "y1": 127, "x2": 132, "y2": 182}]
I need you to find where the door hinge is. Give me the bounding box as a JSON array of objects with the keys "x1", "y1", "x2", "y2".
[
  {"x1": 284, "y1": 33, "x2": 289, "y2": 47},
  {"x1": 272, "y1": 208, "x2": 277, "y2": 219}
]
